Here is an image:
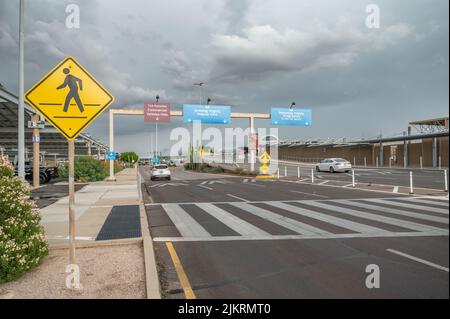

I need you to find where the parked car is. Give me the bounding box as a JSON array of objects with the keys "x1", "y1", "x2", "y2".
[
  {"x1": 316, "y1": 158, "x2": 352, "y2": 173},
  {"x1": 150, "y1": 164, "x2": 171, "y2": 181},
  {"x1": 14, "y1": 161, "x2": 58, "y2": 184}
]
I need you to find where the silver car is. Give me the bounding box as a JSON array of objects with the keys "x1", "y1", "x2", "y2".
[
  {"x1": 316, "y1": 158, "x2": 352, "y2": 173},
  {"x1": 150, "y1": 164, "x2": 171, "y2": 181}
]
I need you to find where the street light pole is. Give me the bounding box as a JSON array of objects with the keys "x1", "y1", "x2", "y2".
[
  {"x1": 194, "y1": 82, "x2": 204, "y2": 105},
  {"x1": 155, "y1": 95, "x2": 159, "y2": 157},
  {"x1": 18, "y1": 0, "x2": 25, "y2": 179}
]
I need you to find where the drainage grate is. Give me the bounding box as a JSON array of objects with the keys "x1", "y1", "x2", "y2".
[{"x1": 96, "y1": 205, "x2": 141, "y2": 241}]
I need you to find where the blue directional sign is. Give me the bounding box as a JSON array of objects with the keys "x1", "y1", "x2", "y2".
[
  {"x1": 107, "y1": 151, "x2": 116, "y2": 160},
  {"x1": 183, "y1": 104, "x2": 231, "y2": 124},
  {"x1": 271, "y1": 108, "x2": 312, "y2": 126},
  {"x1": 152, "y1": 156, "x2": 160, "y2": 164}
]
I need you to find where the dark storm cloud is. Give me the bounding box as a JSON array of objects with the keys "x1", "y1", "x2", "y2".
[{"x1": 0, "y1": 0, "x2": 448, "y2": 156}]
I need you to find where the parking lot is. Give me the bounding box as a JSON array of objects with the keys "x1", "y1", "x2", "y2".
[{"x1": 141, "y1": 166, "x2": 449, "y2": 298}]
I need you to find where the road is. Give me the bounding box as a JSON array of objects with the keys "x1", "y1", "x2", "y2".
[
  {"x1": 141, "y1": 166, "x2": 449, "y2": 298},
  {"x1": 216, "y1": 161, "x2": 449, "y2": 190}
]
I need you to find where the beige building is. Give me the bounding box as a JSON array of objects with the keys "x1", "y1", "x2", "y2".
[{"x1": 278, "y1": 117, "x2": 449, "y2": 168}]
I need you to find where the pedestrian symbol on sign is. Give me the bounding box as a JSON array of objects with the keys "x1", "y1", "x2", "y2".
[
  {"x1": 57, "y1": 68, "x2": 84, "y2": 113},
  {"x1": 24, "y1": 56, "x2": 114, "y2": 140}
]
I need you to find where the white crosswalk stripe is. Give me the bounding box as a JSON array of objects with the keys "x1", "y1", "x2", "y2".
[
  {"x1": 152, "y1": 197, "x2": 449, "y2": 242},
  {"x1": 302, "y1": 201, "x2": 446, "y2": 233},
  {"x1": 401, "y1": 197, "x2": 449, "y2": 208},
  {"x1": 264, "y1": 202, "x2": 390, "y2": 234},
  {"x1": 162, "y1": 204, "x2": 211, "y2": 237},
  {"x1": 364, "y1": 198, "x2": 449, "y2": 215},
  {"x1": 195, "y1": 203, "x2": 270, "y2": 236},
  {"x1": 229, "y1": 202, "x2": 331, "y2": 236},
  {"x1": 336, "y1": 200, "x2": 448, "y2": 224}
]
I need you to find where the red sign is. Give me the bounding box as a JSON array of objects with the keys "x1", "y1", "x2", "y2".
[
  {"x1": 144, "y1": 104, "x2": 171, "y2": 122},
  {"x1": 249, "y1": 133, "x2": 258, "y2": 150}
]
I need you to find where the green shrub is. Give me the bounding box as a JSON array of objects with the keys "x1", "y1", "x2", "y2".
[
  {"x1": 59, "y1": 156, "x2": 108, "y2": 182},
  {"x1": 0, "y1": 157, "x2": 48, "y2": 283},
  {"x1": 100, "y1": 161, "x2": 123, "y2": 175},
  {"x1": 184, "y1": 162, "x2": 197, "y2": 171}
]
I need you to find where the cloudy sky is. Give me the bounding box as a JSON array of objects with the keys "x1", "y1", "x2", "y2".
[{"x1": 0, "y1": 0, "x2": 448, "y2": 156}]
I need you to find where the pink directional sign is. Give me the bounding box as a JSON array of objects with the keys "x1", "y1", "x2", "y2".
[{"x1": 144, "y1": 104, "x2": 171, "y2": 122}]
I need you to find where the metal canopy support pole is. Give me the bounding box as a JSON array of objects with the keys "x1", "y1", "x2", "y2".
[
  {"x1": 109, "y1": 110, "x2": 116, "y2": 181},
  {"x1": 68, "y1": 140, "x2": 76, "y2": 270},
  {"x1": 432, "y1": 137, "x2": 437, "y2": 168},
  {"x1": 32, "y1": 114, "x2": 40, "y2": 188},
  {"x1": 379, "y1": 140, "x2": 384, "y2": 167},
  {"x1": 87, "y1": 141, "x2": 91, "y2": 157},
  {"x1": 18, "y1": 0, "x2": 25, "y2": 179},
  {"x1": 403, "y1": 131, "x2": 408, "y2": 168},
  {"x1": 249, "y1": 116, "x2": 255, "y2": 172}
]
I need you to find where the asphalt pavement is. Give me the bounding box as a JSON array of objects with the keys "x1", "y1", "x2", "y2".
[
  {"x1": 141, "y1": 166, "x2": 449, "y2": 298},
  {"x1": 217, "y1": 161, "x2": 449, "y2": 190}
]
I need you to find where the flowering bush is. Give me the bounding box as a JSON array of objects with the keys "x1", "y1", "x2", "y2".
[{"x1": 0, "y1": 156, "x2": 48, "y2": 283}]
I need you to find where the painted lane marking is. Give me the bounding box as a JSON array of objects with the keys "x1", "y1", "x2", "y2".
[
  {"x1": 337, "y1": 200, "x2": 448, "y2": 224},
  {"x1": 265, "y1": 202, "x2": 388, "y2": 234},
  {"x1": 162, "y1": 204, "x2": 211, "y2": 237},
  {"x1": 144, "y1": 196, "x2": 415, "y2": 206},
  {"x1": 402, "y1": 197, "x2": 449, "y2": 208},
  {"x1": 365, "y1": 198, "x2": 449, "y2": 215},
  {"x1": 302, "y1": 201, "x2": 446, "y2": 233},
  {"x1": 289, "y1": 190, "x2": 329, "y2": 199},
  {"x1": 196, "y1": 203, "x2": 270, "y2": 236},
  {"x1": 226, "y1": 194, "x2": 249, "y2": 202},
  {"x1": 230, "y1": 202, "x2": 331, "y2": 236},
  {"x1": 386, "y1": 249, "x2": 449, "y2": 272},
  {"x1": 198, "y1": 184, "x2": 213, "y2": 191},
  {"x1": 153, "y1": 231, "x2": 448, "y2": 242},
  {"x1": 166, "y1": 242, "x2": 196, "y2": 299}
]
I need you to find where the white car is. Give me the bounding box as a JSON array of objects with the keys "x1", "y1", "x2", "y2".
[
  {"x1": 150, "y1": 164, "x2": 171, "y2": 181},
  {"x1": 316, "y1": 158, "x2": 352, "y2": 173}
]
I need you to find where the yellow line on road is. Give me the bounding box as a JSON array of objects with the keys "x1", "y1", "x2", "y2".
[{"x1": 165, "y1": 241, "x2": 196, "y2": 299}]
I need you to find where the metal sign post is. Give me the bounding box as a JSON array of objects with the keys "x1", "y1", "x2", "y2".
[
  {"x1": 31, "y1": 114, "x2": 40, "y2": 188},
  {"x1": 68, "y1": 140, "x2": 76, "y2": 267}
]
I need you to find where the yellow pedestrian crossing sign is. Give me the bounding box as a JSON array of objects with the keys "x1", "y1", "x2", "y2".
[
  {"x1": 259, "y1": 164, "x2": 269, "y2": 175},
  {"x1": 25, "y1": 56, "x2": 114, "y2": 140},
  {"x1": 259, "y1": 151, "x2": 271, "y2": 164},
  {"x1": 257, "y1": 151, "x2": 272, "y2": 178}
]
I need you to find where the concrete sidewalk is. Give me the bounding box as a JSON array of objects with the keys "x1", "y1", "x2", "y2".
[{"x1": 40, "y1": 168, "x2": 140, "y2": 246}]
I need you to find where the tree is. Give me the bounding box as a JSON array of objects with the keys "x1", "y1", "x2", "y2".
[{"x1": 120, "y1": 152, "x2": 139, "y2": 164}]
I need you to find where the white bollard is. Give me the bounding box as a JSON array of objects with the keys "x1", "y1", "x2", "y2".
[
  {"x1": 409, "y1": 171, "x2": 414, "y2": 194},
  {"x1": 389, "y1": 158, "x2": 392, "y2": 168},
  {"x1": 444, "y1": 170, "x2": 448, "y2": 193},
  {"x1": 364, "y1": 157, "x2": 367, "y2": 168},
  {"x1": 376, "y1": 157, "x2": 379, "y2": 168},
  {"x1": 285, "y1": 166, "x2": 287, "y2": 177},
  {"x1": 439, "y1": 156, "x2": 442, "y2": 170},
  {"x1": 352, "y1": 169, "x2": 356, "y2": 188},
  {"x1": 353, "y1": 156, "x2": 356, "y2": 166},
  {"x1": 277, "y1": 168, "x2": 280, "y2": 179},
  {"x1": 311, "y1": 168, "x2": 314, "y2": 183},
  {"x1": 420, "y1": 156, "x2": 423, "y2": 169},
  {"x1": 297, "y1": 166, "x2": 300, "y2": 179}
]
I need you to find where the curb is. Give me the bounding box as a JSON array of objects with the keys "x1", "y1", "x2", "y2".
[
  {"x1": 49, "y1": 238, "x2": 143, "y2": 250},
  {"x1": 139, "y1": 202, "x2": 162, "y2": 299}
]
